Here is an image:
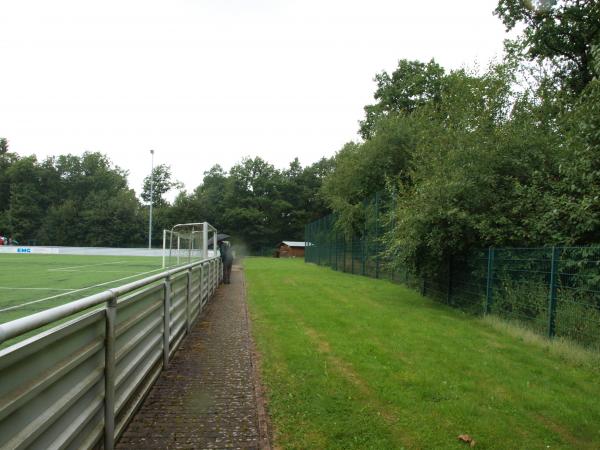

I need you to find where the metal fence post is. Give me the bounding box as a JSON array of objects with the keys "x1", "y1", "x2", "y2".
[
  {"x1": 214, "y1": 260, "x2": 217, "y2": 291},
  {"x1": 363, "y1": 199, "x2": 367, "y2": 276},
  {"x1": 548, "y1": 246, "x2": 560, "y2": 338},
  {"x1": 485, "y1": 247, "x2": 495, "y2": 315},
  {"x1": 344, "y1": 235, "x2": 348, "y2": 272},
  {"x1": 199, "y1": 265, "x2": 203, "y2": 303},
  {"x1": 334, "y1": 230, "x2": 338, "y2": 271},
  {"x1": 362, "y1": 236, "x2": 366, "y2": 276},
  {"x1": 391, "y1": 193, "x2": 397, "y2": 282},
  {"x1": 304, "y1": 224, "x2": 308, "y2": 263},
  {"x1": 200, "y1": 265, "x2": 205, "y2": 308},
  {"x1": 447, "y1": 256, "x2": 453, "y2": 305},
  {"x1": 104, "y1": 291, "x2": 117, "y2": 450},
  {"x1": 317, "y1": 219, "x2": 321, "y2": 266},
  {"x1": 375, "y1": 192, "x2": 380, "y2": 279},
  {"x1": 186, "y1": 269, "x2": 192, "y2": 334},
  {"x1": 351, "y1": 236, "x2": 354, "y2": 274},
  {"x1": 163, "y1": 275, "x2": 171, "y2": 368},
  {"x1": 209, "y1": 261, "x2": 213, "y2": 293}
]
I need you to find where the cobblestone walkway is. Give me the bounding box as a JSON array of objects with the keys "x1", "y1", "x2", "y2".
[{"x1": 117, "y1": 266, "x2": 270, "y2": 450}]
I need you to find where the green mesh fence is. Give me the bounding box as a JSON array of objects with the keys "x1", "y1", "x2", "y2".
[{"x1": 305, "y1": 194, "x2": 600, "y2": 349}]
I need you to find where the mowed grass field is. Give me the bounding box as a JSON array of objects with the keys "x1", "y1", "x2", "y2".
[
  {"x1": 245, "y1": 258, "x2": 600, "y2": 449},
  {"x1": 0, "y1": 254, "x2": 164, "y2": 324}
]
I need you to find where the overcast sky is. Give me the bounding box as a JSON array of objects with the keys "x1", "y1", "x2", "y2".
[{"x1": 0, "y1": 0, "x2": 510, "y2": 199}]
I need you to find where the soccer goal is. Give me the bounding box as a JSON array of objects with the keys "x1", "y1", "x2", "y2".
[{"x1": 162, "y1": 222, "x2": 219, "y2": 268}]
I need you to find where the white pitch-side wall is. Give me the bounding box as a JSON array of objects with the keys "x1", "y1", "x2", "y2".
[{"x1": 0, "y1": 245, "x2": 215, "y2": 258}]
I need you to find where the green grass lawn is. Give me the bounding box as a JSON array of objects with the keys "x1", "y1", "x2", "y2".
[
  {"x1": 0, "y1": 254, "x2": 164, "y2": 324},
  {"x1": 245, "y1": 258, "x2": 600, "y2": 450}
]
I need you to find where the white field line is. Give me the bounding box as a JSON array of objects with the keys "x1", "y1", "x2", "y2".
[
  {"x1": 0, "y1": 267, "x2": 164, "y2": 313},
  {"x1": 0, "y1": 286, "x2": 75, "y2": 291},
  {"x1": 48, "y1": 261, "x2": 127, "y2": 271}
]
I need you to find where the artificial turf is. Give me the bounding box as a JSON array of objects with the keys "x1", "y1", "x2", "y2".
[
  {"x1": 0, "y1": 254, "x2": 164, "y2": 324},
  {"x1": 245, "y1": 257, "x2": 600, "y2": 449}
]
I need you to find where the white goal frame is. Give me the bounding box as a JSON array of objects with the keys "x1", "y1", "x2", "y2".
[{"x1": 162, "y1": 222, "x2": 218, "y2": 268}]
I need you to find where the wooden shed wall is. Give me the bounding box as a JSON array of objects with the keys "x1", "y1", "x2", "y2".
[{"x1": 278, "y1": 244, "x2": 305, "y2": 258}]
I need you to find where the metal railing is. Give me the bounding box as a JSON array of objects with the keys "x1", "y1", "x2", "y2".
[{"x1": 0, "y1": 256, "x2": 222, "y2": 450}]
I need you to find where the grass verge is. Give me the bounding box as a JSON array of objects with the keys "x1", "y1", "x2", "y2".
[{"x1": 245, "y1": 257, "x2": 600, "y2": 449}]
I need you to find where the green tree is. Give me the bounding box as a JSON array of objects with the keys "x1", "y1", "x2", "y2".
[
  {"x1": 193, "y1": 165, "x2": 230, "y2": 225},
  {"x1": 141, "y1": 164, "x2": 183, "y2": 207},
  {"x1": 0, "y1": 139, "x2": 18, "y2": 231},
  {"x1": 517, "y1": 43, "x2": 600, "y2": 245},
  {"x1": 322, "y1": 114, "x2": 415, "y2": 234},
  {"x1": 0, "y1": 138, "x2": 8, "y2": 155},
  {"x1": 359, "y1": 59, "x2": 445, "y2": 139},
  {"x1": 5, "y1": 156, "x2": 48, "y2": 242},
  {"x1": 495, "y1": 0, "x2": 600, "y2": 94},
  {"x1": 224, "y1": 157, "x2": 289, "y2": 249}
]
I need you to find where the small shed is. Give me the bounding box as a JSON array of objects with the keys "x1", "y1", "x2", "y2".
[{"x1": 276, "y1": 241, "x2": 306, "y2": 258}]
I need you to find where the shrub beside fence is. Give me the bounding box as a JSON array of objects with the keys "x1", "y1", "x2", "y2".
[{"x1": 305, "y1": 206, "x2": 600, "y2": 349}]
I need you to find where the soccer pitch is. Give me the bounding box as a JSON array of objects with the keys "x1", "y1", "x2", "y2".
[{"x1": 0, "y1": 253, "x2": 166, "y2": 324}]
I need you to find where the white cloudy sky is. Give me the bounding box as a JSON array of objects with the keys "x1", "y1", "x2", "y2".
[{"x1": 0, "y1": 0, "x2": 510, "y2": 198}]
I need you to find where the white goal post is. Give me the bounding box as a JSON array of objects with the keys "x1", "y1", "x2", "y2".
[{"x1": 162, "y1": 222, "x2": 219, "y2": 268}]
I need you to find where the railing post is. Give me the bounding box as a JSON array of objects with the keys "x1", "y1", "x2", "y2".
[
  {"x1": 213, "y1": 259, "x2": 217, "y2": 285},
  {"x1": 214, "y1": 260, "x2": 217, "y2": 292},
  {"x1": 163, "y1": 275, "x2": 171, "y2": 368},
  {"x1": 548, "y1": 247, "x2": 560, "y2": 338},
  {"x1": 485, "y1": 247, "x2": 495, "y2": 315},
  {"x1": 162, "y1": 229, "x2": 167, "y2": 268},
  {"x1": 208, "y1": 261, "x2": 212, "y2": 294},
  {"x1": 186, "y1": 269, "x2": 192, "y2": 334},
  {"x1": 213, "y1": 259, "x2": 216, "y2": 292},
  {"x1": 198, "y1": 265, "x2": 203, "y2": 304},
  {"x1": 200, "y1": 265, "x2": 205, "y2": 308},
  {"x1": 104, "y1": 291, "x2": 117, "y2": 450},
  {"x1": 211, "y1": 260, "x2": 215, "y2": 294},
  {"x1": 207, "y1": 261, "x2": 212, "y2": 294}
]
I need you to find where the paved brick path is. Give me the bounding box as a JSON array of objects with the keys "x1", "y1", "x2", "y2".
[{"x1": 117, "y1": 266, "x2": 270, "y2": 450}]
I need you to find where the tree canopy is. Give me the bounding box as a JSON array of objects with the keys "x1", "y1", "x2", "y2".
[
  {"x1": 0, "y1": 141, "x2": 331, "y2": 251},
  {"x1": 495, "y1": 0, "x2": 600, "y2": 94},
  {"x1": 318, "y1": 0, "x2": 600, "y2": 276}
]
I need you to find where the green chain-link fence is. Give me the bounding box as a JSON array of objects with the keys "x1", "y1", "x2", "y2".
[{"x1": 305, "y1": 194, "x2": 600, "y2": 348}]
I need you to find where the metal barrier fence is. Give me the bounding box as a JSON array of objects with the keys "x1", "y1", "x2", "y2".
[
  {"x1": 305, "y1": 199, "x2": 600, "y2": 349},
  {"x1": 0, "y1": 256, "x2": 222, "y2": 450}
]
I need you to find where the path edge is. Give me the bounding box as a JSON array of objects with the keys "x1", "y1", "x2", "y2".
[{"x1": 241, "y1": 264, "x2": 273, "y2": 450}]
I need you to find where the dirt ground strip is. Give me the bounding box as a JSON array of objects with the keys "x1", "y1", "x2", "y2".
[{"x1": 117, "y1": 266, "x2": 271, "y2": 450}]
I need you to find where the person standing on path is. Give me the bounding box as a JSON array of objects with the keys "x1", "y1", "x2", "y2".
[{"x1": 219, "y1": 240, "x2": 233, "y2": 284}]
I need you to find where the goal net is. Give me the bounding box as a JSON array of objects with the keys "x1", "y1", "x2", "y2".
[{"x1": 162, "y1": 222, "x2": 218, "y2": 268}]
